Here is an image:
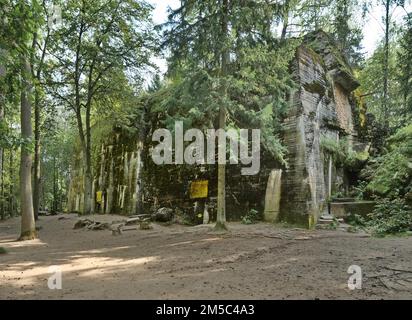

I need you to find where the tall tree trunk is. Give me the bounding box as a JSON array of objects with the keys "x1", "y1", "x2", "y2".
[
  {"x1": 33, "y1": 89, "x2": 41, "y2": 220},
  {"x1": 83, "y1": 105, "x2": 93, "y2": 215},
  {"x1": 134, "y1": 110, "x2": 146, "y2": 215},
  {"x1": 19, "y1": 57, "x2": 36, "y2": 241},
  {"x1": 9, "y1": 150, "x2": 14, "y2": 217},
  {"x1": 215, "y1": 0, "x2": 230, "y2": 231},
  {"x1": 281, "y1": 0, "x2": 290, "y2": 40},
  {"x1": 32, "y1": 27, "x2": 50, "y2": 221},
  {"x1": 383, "y1": 0, "x2": 390, "y2": 124},
  {"x1": 53, "y1": 156, "x2": 57, "y2": 213},
  {"x1": 216, "y1": 105, "x2": 227, "y2": 230},
  {"x1": 73, "y1": 20, "x2": 91, "y2": 215},
  {"x1": 56, "y1": 169, "x2": 61, "y2": 212},
  {"x1": 74, "y1": 102, "x2": 93, "y2": 215}
]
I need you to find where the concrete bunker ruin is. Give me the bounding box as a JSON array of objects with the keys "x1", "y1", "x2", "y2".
[{"x1": 67, "y1": 31, "x2": 362, "y2": 228}]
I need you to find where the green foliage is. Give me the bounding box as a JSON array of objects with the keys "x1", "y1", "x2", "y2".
[
  {"x1": 0, "y1": 119, "x2": 21, "y2": 150},
  {"x1": 331, "y1": 191, "x2": 345, "y2": 199},
  {"x1": 294, "y1": 0, "x2": 334, "y2": 33},
  {"x1": 0, "y1": 114, "x2": 34, "y2": 152},
  {"x1": 164, "y1": 0, "x2": 287, "y2": 70},
  {"x1": 320, "y1": 137, "x2": 346, "y2": 160},
  {"x1": 326, "y1": 218, "x2": 340, "y2": 230},
  {"x1": 229, "y1": 43, "x2": 298, "y2": 166},
  {"x1": 41, "y1": 122, "x2": 77, "y2": 212},
  {"x1": 0, "y1": 247, "x2": 8, "y2": 254},
  {"x1": 159, "y1": 48, "x2": 296, "y2": 165},
  {"x1": 367, "y1": 198, "x2": 412, "y2": 236},
  {"x1": 346, "y1": 213, "x2": 367, "y2": 227},
  {"x1": 320, "y1": 136, "x2": 369, "y2": 170},
  {"x1": 366, "y1": 150, "x2": 410, "y2": 197},
  {"x1": 288, "y1": 0, "x2": 365, "y2": 67},
  {"x1": 358, "y1": 32, "x2": 409, "y2": 133},
  {"x1": 362, "y1": 124, "x2": 412, "y2": 198},
  {"x1": 241, "y1": 209, "x2": 259, "y2": 225},
  {"x1": 345, "y1": 198, "x2": 411, "y2": 237},
  {"x1": 387, "y1": 123, "x2": 412, "y2": 151},
  {"x1": 332, "y1": 0, "x2": 364, "y2": 66},
  {"x1": 398, "y1": 13, "x2": 412, "y2": 120},
  {"x1": 350, "y1": 180, "x2": 368, "y2": 200},
  {"x1": 49, "y1": 0, "x2": 157, "y2": 158},
  {"x1": 162, "y1": 1, "x2": 300, "y2": 166}
]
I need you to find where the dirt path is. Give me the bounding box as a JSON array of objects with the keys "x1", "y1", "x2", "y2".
[{"x1": 1, "y1": 214, "x2": 411, "y2": 300}]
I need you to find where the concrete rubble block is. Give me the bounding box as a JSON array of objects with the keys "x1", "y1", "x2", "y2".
[{"x1": 152, "y1": 207, "x2": 174, "y2": 222}]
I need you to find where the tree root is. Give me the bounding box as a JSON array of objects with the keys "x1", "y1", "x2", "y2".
[
  {"x1": 214, "y1": 222, "x2": 228, "y2": 232},
  {"x1": 18, "y1": 230, "x2": 38, "y2": 241}
]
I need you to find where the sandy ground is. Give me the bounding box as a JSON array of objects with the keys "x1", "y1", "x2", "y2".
[{"x1": 0, "y1": 214, "x2": 411, "y2": 300}]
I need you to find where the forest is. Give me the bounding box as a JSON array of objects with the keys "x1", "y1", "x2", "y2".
[{"x1": 0, "y1": 0, "x2": 411, "y2": 300}]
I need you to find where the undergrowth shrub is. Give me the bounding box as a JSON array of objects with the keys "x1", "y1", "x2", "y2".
[
  {"x1": 367, "y1": 198, "x2": 412, "y2": 236},
  {"x1": 241, "y1": 209, "x2": 259, "y2": 225}
]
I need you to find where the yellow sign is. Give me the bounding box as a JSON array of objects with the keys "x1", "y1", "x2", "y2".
[
  {"x1": 96, "y1": 191, "x2": 103, "y2": 204},
  {"x1": 190, "y1": 180, "x2": 209, "y2": 199}
]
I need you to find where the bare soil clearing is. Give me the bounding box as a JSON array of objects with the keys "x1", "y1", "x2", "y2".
[{"x1": 1, "y1": 214, "x2": 411, "y2": 300}]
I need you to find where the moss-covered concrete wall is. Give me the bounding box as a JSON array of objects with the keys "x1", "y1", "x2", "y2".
[{"x1": 67, "y1": 124, "x2": 278, "y2": 221}]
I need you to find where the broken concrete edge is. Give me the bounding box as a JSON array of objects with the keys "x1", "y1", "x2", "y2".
[{"x1": 330, "y1": 201, "x2": 377, "y2": 219}]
